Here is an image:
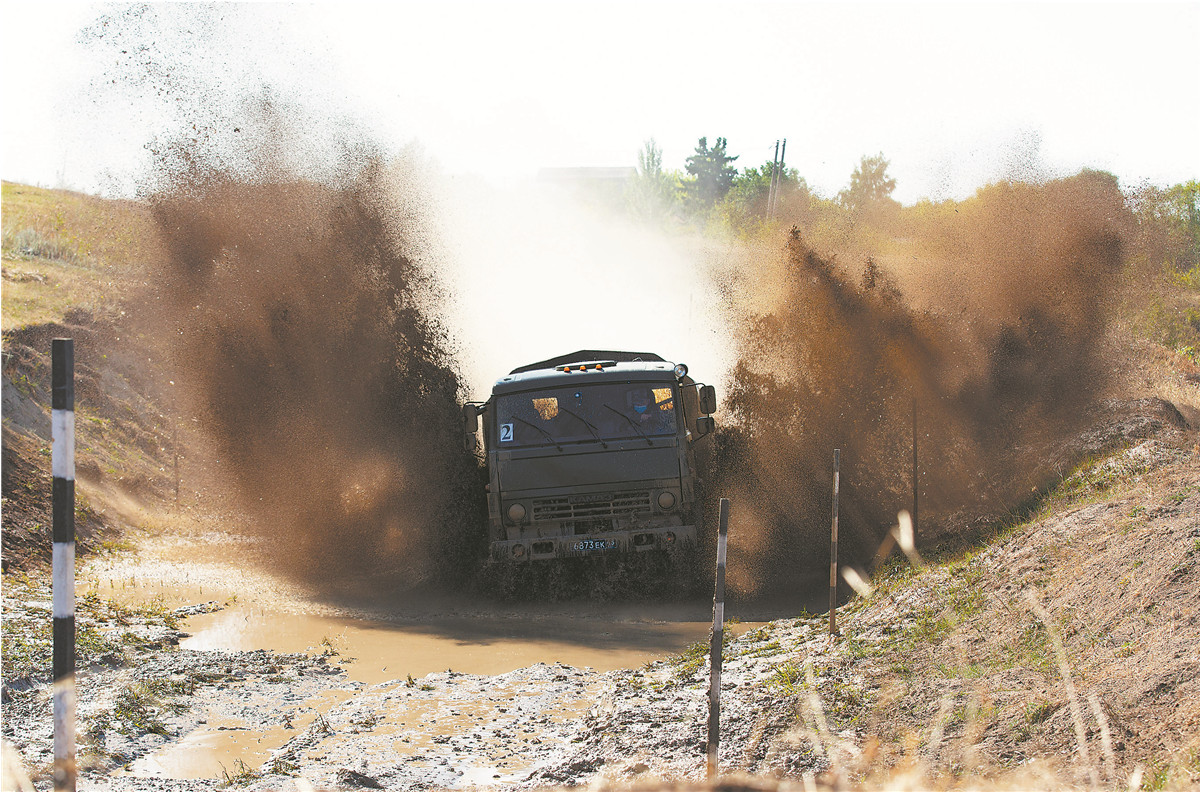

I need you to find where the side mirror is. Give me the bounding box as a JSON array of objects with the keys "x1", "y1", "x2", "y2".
[
  {"x1": 699, "y1": 385, "x2": 717, "y2": 415},
  {"x1": 695, "y1": 415, "x2": 715, "y2": 437},
  {"x1": 464, "y1": 433, "x2": 478, "y2": 453},
  {"x1": 462, "y1": 403, "x2": 480, "y2": 433}
]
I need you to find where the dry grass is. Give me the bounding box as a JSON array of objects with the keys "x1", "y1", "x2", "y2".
[{"x1": 1, "y1": 181, "x2": 158, "y2": 330}]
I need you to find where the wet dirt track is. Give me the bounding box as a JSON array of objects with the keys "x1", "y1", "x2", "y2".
[{"x1": 11, "y1": 527, "x2": 780, "y2": 788}]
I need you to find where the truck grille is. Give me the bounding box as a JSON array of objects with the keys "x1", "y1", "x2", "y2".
[{"x1": 532, "y1": 491, "x2": 652, "y2": 521}]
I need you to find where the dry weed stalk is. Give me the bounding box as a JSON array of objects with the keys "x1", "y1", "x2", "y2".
[
  {"x1": 1087, "y1": 692, "x2": 1117, "y2": 783},
  {"x1": 841, "y1": 567, "x2": 874, "y2": 598},
  {"x1": 1126, "y1": 763, "x2": 1144, "y2": 791},
  {"x1": 786, "y1": 659, "x2": 864, "y2": 790},
  {"x1": 926, "y1": 694, "x2": 955, "y2": 770},
  {"x1": 892, "y1": 512, "x2": 925, "y2": 571},
  {"x1": 1025, "y1": 589, "x2": 1100, "y2": 791}
]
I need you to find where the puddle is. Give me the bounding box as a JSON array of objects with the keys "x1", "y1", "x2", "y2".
[
  {"x1": 122, "y1": 721, "x2": 290, "y2": 780},
  {"x1": 179, "y1": 601, "x2": 742, "y2": 682},
  {"x1": 84, "y1": 532, "x2": 777, "y2": 783},
  {"x1": 122, "y1": 688, "x2": 355, "y2": 780},
  {"x1": 84, "y1": 532, "x2": 764, "y2": 681}
]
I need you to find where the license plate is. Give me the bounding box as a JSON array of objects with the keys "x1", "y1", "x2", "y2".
[{"x1": 571, "y1": 539, "x2": 617, "y2": 552}]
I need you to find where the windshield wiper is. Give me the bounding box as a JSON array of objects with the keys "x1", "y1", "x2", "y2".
[
  {"x1": 510, "y1": 416, "x2": 563, "y2": 451},
  {"x1": 602, "y1": 403, "x2": 653, "y2": 446},
  {"x1": 559, "y1": 406, "x2": 608, "y2": 448}
]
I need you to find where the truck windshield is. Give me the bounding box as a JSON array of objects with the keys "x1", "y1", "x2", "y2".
[{"x1": 495, "y1": 381, "x2": 677, "y2": 448}]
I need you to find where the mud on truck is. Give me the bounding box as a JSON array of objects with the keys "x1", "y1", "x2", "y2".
[{"x1": 462, "y1": 351, "x2": 716, "y2": 563}]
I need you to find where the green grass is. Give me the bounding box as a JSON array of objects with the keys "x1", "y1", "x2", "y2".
[
  {"x1": 667, "y1": 629, "x2": 734, "y2": 681},
  {"x1": 1, "y1": 578, "x2": 183, "y2": 682},
  {"x1": 843, "y1": 573, "x2": 985, "y2": 666},
  {"x1": 0, "y1": 618, "x2": 126, "y2": 682},
  {"x1": 766, "y1": 660, "x2": 802, "y2": 694},
  {"x1": 3, "y1": 226, "x2": 82, "y2": 262},
  {"x1": 1168, "y1": 485, "x2": 1199, "y2": 505},
  {"x1": 87, "y1": 678, "x2": 192, "y2": 743},
  {"x1": 741, "y1": 639, "x2": 784, "y2": 659},
  {"x1": 1024, "y1": 699, "x2": 1060, "y2": 725}
]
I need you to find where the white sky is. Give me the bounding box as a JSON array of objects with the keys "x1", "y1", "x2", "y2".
[
  {"x1": 2, "y1": 2, "x2": 1197, "y2": 202},
  {"x1": 2, "y1": 2, "x2": 1198, "y2": 394}
]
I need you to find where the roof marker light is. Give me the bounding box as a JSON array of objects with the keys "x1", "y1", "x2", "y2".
[{"x1": 555, "y1": 360, "x2": 618, "y2": 372}]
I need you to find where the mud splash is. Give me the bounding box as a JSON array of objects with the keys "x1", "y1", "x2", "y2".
[
  {"x1": 713, "y1": 172, "x2": 1132, "y2": 592},
  {"x1": 140, "y1": 167, "x2": 483, "y2": 587},
  {"x1": 77, "y1": 7, "x2": 484, "y2": 588}
]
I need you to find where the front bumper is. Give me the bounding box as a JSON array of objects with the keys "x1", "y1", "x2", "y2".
[{"x1": 490, "y1": 524, "x2": 696, "y2": 563}]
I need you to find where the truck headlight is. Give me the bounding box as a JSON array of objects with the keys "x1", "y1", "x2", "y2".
[
  {"x1": 507, "y1": 503, "x2": 527, "y2": 523},
  {"x1": 658, "y1": 491, "x2": 676, "y2": 509}
]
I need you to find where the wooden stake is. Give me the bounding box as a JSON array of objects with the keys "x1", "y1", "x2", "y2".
[
  {"x1": 706, "y1": 498, "x2": 730, "y2": 779},
  {"x1": 912, "y1": 398, "x2": 919, "y2": 549},
  {"x1": 829, "y1": 449, "x2": 840, "y2": 637}
]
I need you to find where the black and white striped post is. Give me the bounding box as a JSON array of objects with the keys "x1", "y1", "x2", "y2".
[
  {"x1": 52, "y1": 338, "x2": 76, "y2": 792},
  {"x1": 706, "y1": 497, "x2": 730, "y2": 779}
]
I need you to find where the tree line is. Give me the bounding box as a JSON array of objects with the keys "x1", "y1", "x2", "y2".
[
  {"x1": 621, "y1": 137, "x2": 1198, "y2": 274},
  {"x1": 623, "y1": 137, "x2": 901, "y2": 234}
]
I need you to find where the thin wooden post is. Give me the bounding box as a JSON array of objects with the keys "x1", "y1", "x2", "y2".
[
  {"x1": 170, "y1": 380, "x2": 179, "y2": 509},
  {"x1": 911, "y1": 398, "x2": 919, "y2": 549},
  {"x1": 829, "y1": 449, "x2": 840, "y2": 636},
  {"x1": 52, "y1": 338, "x2": 76, "y2": 792},
  {"x1": 706, "y1": 498, "x2": 730, "y2": 779}
]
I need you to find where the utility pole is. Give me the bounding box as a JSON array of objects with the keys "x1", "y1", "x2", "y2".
[
  {"x1": 774, "y1": 138, "x2": 787, "y2": 216},
  {"x1": 768, "y1": 139, "x2": 788, "y2": 217},
  {"x1": 767, "y1": 140, "x2": 781, "y2": 218}
]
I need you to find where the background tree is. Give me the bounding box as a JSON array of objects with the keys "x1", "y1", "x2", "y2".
[
  {"x1": 839, "y1": 153, "x2": 897, "y2": 213},
  {"x1": 627, "y1": 138, "x2": 678, "y2": 221},
  {"x1": 717, "y1": 159, "x2": 811, "y2": 235},
  {"x1": 684, "y1": 137, "x2": 739, "y2": 210},
  {"x1": 726, "y1": 159, "x2": 808, "y2": 213}
]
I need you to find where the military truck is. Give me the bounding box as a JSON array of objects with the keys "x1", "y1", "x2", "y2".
[{"x1": 463, "y1": 350, "x2": 716, "y2": 563}]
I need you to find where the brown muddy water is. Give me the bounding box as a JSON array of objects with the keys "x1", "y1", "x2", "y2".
[
  {"x1": 78, "y1": 531, "x2": 777, "y2": 782},
  {"x1": 81, "y1": 533, "x2": 754, "y2": 683}
]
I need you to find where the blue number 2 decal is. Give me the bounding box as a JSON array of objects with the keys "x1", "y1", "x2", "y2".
[{"x1": 499, "y1": 423, "x2": 514, "y2": 442}]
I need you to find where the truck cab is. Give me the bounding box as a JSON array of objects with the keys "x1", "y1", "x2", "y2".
[{"x1": 464, "y1": 350, "x2": 716, "y2": 563}]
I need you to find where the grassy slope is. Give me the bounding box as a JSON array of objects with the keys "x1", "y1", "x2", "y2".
[
  {"x1": 1, "y1": 181, "x2": 157, "y2": 330},
  {"x1": 629, "y1": 397, "x2": 1197, "y2": 790},
  {"x1": 824, "y1": 431, "x2": 1200, "y2": 789},
  {"x1": 2, "y1": 182, "x2": 174, "y2": 570}
]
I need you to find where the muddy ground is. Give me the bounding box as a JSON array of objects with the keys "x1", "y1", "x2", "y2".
[{"x1": 4, "y1": 395, "x2": 1198, "y2": 791}]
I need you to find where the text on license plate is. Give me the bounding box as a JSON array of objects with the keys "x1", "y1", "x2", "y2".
[{"x1": 571, "y1": 539, "x2": 617, "y2": 552}]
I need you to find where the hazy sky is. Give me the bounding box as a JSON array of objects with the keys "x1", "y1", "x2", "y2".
[
  {"x1": 2, "y1": 2, "x2": 1197, "y2": 203},
  {"x1": 2, "y1": 2, "x2": 1197, "y2": 392}
]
